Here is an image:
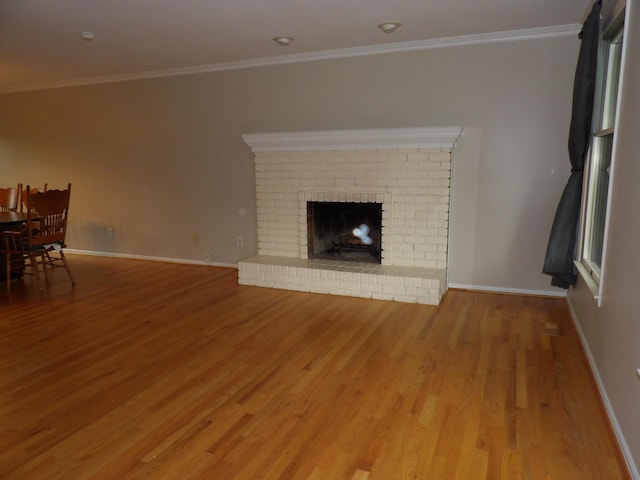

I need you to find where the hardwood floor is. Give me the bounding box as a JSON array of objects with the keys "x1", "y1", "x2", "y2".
[{"x1": 0, "y1": 255, "x2": 629, "y2": 479}]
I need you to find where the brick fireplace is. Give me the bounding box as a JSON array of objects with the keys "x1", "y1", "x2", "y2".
[{"x1": 239, "y1": 127, "x2": 463, "y2": 304}]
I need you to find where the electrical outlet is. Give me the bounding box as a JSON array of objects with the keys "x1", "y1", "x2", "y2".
[
  {"x1": 636, "y1": 369, "x2": 640, "y2": 381},
  {"x1": 192, "y1": 233, "x2": 199, "y2": 244},
  {"x1": 204, "y1": 253, "x2": 211, "y2": 264},
  {"x1": 237, "y1": 236, "x2": 244, "y2": 247},
  {"x1": 107, "y1": 227, "x2": 113, "y2": 238}
]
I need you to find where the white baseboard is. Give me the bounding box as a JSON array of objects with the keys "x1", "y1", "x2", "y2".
[
  {"x1": 566, "y1": 298, "x2": 640, "y2": 480},
  {"x1": 65, "y1": 249, "x2": 238, "y2": 269},
  {"x1": 447, "y1": 283, "x2": 567, "y2": 298}
]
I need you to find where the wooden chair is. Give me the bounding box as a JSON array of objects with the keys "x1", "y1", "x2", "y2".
[
  {"x1": 19, "y1": 183, "x2": 46, "y2": 213},
  {"x1": 0, "y1": 185, "x2": 20, "y2": 212},
  {"x1": 1, "y1": 184, "x2": 74, "y2": 292}
]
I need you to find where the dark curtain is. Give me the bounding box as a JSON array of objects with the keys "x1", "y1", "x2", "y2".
[{"x1": 543, "y1": 0, "x2": 602, "y2": 288}]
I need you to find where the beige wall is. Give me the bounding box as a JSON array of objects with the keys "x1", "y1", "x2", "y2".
[
  {"x1": 569, "y1": 1, "x2": 640, "y2": 475},
  {"x1": 0, "y1": 34, "x2": 577, "y2": 294}
]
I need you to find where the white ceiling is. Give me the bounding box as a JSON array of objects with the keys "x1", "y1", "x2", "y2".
[{"x1": 0, "y1": 0, "x2": 592, "y2": 93}]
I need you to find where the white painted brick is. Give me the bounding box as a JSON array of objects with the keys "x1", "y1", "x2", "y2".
[
  {"x1": 428, "y1": 153, "x2": 451, "y2": 163},
  {"x1": 422, "y1": 236, "x2": 444, "y2": 246},
  {"x1": 415, "y1": 244, "x2": 437, "y2": 253},
  {"x1": 406, "y1": 152, "x2": 431, "y2": 163},
  {"x1": 425, "y1": 220, "x2": 447, "y2": 229},
  {"x1": 248, "y1": 146, "x2": 451, "y2": 304},
  {"x1": 372, "y1": 293, "x2": 396, "y2": 301},
  {"x1": 414, "y1": 260, "x2": 437, "y2": 269},
  {"x1": 383, "y1": 284, "x2": 409, "y2": 296}
]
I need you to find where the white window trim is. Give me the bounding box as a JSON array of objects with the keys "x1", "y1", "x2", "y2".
[{"x1": 575, "y1": 4, "x2": 628, "y2": 307}]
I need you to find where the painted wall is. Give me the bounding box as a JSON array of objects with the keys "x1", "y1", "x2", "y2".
[
  {"x1": 569, "y1": 0, "x2": 640, "y2": 475},
  {"x1": 0, "y1": 34, "x2": 578, "y2": 294}
]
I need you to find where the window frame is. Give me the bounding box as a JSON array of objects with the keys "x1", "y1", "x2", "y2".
[{"x1": 575, "y1": 4, "x2": 626, "y2": 305}]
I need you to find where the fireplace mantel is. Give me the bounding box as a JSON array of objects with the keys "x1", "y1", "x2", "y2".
[{"x1": 242, "y1": 127, "x2": 463, "y2": 152}]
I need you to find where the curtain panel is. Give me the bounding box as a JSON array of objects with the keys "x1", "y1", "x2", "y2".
[{"x1": 543, "y1": 0, "x2": 602, "y2": 288}]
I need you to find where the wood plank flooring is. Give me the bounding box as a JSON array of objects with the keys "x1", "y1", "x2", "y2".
[{"x1": 0, "y1": 255, "x2": 630, "y2": 479}]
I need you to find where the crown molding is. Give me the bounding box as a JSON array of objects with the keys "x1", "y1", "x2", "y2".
[
  {"x1": 242, "y1": 127, "x2": 464, "y2": 152},
  {"x1": 1, "y1": 24, "x2": 581, "y2": 94}
]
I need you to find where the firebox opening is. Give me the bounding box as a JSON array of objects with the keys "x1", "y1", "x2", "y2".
[{"x1": 307, "y1": 201, "x2": 382, "y2": 264}]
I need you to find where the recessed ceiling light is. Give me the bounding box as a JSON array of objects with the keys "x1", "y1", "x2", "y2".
[
  {"x1": 377, "y1": 22, "x2": 401, "y2": 34},
  {"x1": 273, "y1": 36, "x2": 294, "y2": 46},
  {"x1": 79, "y1": 31, "x2": 96, "y2": 41}
]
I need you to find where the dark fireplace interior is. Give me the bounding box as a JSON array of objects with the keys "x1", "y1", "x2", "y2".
[{"x1": 307, "y1": 201, "x2": 382, "y2": 264}]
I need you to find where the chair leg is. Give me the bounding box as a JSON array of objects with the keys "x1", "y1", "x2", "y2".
[
  {"x1": 40, "y1": 254, "x2": 50, "y2": 285},
  {"x1": 59, "y1": 251, "x2": 75, "y2": 287},
  {"x1": 5, "y1": 253, "x2": 10, "y2": 292},
  {"x1": 29, "y1": 254, "x2": 43, "y2": 292},
  {"x1": 45, "y1": 251, "x2": 55, "y2": 269}
]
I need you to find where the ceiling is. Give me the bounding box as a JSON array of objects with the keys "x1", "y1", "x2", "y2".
[{"x1": 0, "y1": 0, "x2": 592, "y2": 93}]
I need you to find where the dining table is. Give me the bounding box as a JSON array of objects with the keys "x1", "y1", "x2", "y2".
[
  {"x1": 0, "y1": 211, "x2": 29, "y2": 228},
  {"x1": 0, "y1": 211, "x2": 29, "y2": 281}
]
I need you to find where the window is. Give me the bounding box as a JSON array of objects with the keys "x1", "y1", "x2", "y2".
[{"x1": 576, "y1": 8, "x2": 625, "y2": 299}]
